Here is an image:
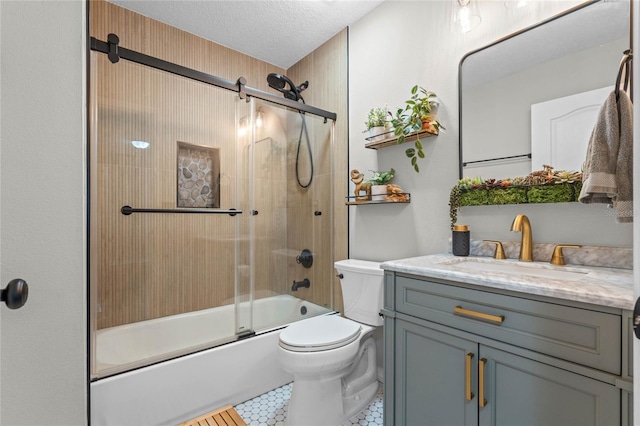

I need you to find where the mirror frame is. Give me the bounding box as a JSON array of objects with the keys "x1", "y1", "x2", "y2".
[{"x1": 457, "y1": 0, "x2": 630, "y2": 179}]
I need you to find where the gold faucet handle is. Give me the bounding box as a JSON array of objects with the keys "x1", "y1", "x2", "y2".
[
  {"x1": 484, "y1": 240, "x2": 506, "y2": 260},
  {"x1": 550, "y1": 244, "x2": 581, "y2": 266}
]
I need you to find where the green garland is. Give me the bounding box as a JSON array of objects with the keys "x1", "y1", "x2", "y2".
[{"x1": 449, "y1": 170, "x2": 583, "y2": 229}]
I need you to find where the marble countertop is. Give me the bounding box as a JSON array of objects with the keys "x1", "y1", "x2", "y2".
[{"x1": 381, "y1": 253, "x2": 634, "y2": 311}]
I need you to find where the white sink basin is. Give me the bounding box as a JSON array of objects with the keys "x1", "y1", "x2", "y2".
[{"x1": 439, "y1": 257, "x2": 589, "y2": 281}]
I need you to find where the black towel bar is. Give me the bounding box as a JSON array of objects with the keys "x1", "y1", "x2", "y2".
[
  {"x1": 121, "y1": 205, "x2": 242, "y2": 216},
  {"x1": 463, "y1": 153, "x2": 531, "y2": 167}
]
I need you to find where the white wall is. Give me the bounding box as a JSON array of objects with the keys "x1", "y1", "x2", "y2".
[
  {"x1": 0, "y1": 1, "x2": 87, "y2": 424},
  {"x1": 349, "y1": 0, "x2": 631, "y2": 262}
]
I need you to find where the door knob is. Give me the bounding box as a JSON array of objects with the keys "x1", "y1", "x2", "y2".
[
  {"x1": 1, "y1": 279, "x2": 28, "y2": 309},
  {"x1": 634, "y1": 297, "x2": 640, "y2": 339}
]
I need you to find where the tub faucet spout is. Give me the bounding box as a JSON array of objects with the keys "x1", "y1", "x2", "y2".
[
  {"x1": 291, "y1": 278, "x2": 310, "y2": 291},
  {"x1": 510, "y1": 214, "x2": 533, "y2": 262}
]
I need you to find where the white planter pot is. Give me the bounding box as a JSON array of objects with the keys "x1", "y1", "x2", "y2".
[
  {"x1": 371, "y1": 185, "x2": 388, "y2": 201},
  {"x1": 368, "y1": 126, "x2": 388, "y2": 142}
]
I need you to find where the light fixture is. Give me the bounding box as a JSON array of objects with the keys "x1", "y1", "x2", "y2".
[
  {"x1": 131, "y1": 140, "x2": 150, "y2": 149},
  {"x1": 453, "y1": 0, "x2": 482, "y2": 33}
]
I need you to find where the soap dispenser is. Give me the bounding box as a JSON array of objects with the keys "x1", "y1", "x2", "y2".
[{"x1": 452, "y1": 224, "x2": 470, "y2": 256}]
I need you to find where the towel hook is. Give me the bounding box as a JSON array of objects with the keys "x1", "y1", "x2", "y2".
[{"x1": 615, "y1": 50, "x2": 632, "y2": 101}]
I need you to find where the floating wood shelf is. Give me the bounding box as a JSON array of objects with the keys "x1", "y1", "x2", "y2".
[
  {"x1": 365, "y1": 129, "x2": 438, "y2": 150},
  {"x1": 345, "y1": 193, "x2": 411, "y2": 206}
]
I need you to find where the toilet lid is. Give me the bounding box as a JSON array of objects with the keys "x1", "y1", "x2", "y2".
[{"x1": 279, "y1": 315, "x2": 362, "y2": 352}]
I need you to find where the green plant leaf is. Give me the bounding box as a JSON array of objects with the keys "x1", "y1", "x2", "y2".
[
  {"x1": 414, "y1": 164, "x2": 420, "y2": 173},
  {"x1": 418, "y1": 149, "x2": 425, "y2": 158},
  {"x1": 411, "y1": 157, "x2": 417, "y2": 166},
  {"x1": 415, "y1": 140, "x2": 423, "y2": 150},
  {"x1": 411, "y1": 85, "x2": 418, "y2": 95},
  {"x1": 398, "y1": 135, "x2": 405, "y2": 144},
  {"x1": 406, "y1": 147, "x2": 415, "y2": 156}
]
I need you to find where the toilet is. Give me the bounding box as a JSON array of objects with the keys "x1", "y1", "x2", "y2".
[{"x1": 278, "y1": 259, "x2": 384, "y2": 426}]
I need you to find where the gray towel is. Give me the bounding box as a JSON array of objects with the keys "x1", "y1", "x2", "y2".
[{"x1": 579, "y1": 90, "x2": 633, "y2": 223}]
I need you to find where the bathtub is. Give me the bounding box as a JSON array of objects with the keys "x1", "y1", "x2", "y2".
[{"x1": 91, "y1": 294, "x2": 331, "y2": 426}]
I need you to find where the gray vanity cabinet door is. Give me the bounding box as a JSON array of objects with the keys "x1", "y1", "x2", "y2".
[
  {"x1": 395, "y1": 319, "x2": 478, "y2": 426},
  {"x1": 478, "y1": 345, "x2": 620, "y2": 426}
]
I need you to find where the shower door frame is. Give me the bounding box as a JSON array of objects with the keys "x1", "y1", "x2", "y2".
[
  {"x1": 89, "y1": 34, "x2": 337, "y2": 379},
  {"x1": 90, "y1": 34, "x2": 337, "y2": 121}
]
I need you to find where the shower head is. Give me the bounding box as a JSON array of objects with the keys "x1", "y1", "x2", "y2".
[
  {"x1": 267, "y1": 73, "x2": 289, "y2": 90},
  {"x1": 266, "y1": 73, "x2": 308, "y2": 102}
]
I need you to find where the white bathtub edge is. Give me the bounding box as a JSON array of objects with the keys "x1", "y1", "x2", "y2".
[{"x1": 91, "y1": 330, "x2": 292, "y2": 426}]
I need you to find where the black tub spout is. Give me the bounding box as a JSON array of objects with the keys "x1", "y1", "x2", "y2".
[{"x1": 291, "y1": 278, "x2": 310, "y2": 291}]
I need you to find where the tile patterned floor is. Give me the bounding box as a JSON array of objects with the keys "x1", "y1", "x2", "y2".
[{"x1": 234, "y1": 382, "x2": 383, "y2": 426}]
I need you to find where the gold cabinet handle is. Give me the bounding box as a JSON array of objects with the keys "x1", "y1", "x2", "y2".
[
  {"x1": 454, "y1": 306, "x2": 504, "y2": 325},
  {"x1": 465, "y1": 353, "x2": 474, "y2": 401},
  {"x1": 479, "y1": 358, "x2": 487, "y2": 408}
]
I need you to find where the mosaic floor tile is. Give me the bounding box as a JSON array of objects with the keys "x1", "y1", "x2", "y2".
[{"x1": 234, "y1": 382, "x2": 383, "y2": 426}]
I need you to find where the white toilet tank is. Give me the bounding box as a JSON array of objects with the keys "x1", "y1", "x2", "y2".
[{"x1": 334, "y1": 259, "x2": 384, "y2": 326}]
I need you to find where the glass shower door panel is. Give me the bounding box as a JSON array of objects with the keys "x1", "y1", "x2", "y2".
[
  {"x1": 235, "y1": 99, "x2": 253, "y2": 337},
  {"x1": 91, "y1": 55, "x2": 247, "y2": 378},
  {"x1": 250, "y1": 101, "x2": 334, "y2": 333}
]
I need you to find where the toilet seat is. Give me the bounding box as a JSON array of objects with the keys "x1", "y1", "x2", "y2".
[{"x1": 279, "y1": 315, "x2": 362, "y2": 352}]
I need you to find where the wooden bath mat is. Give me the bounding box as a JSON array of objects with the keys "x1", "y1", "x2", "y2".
[{"x1": 179, "y1": 405, "x2": 247, "y2": 426}]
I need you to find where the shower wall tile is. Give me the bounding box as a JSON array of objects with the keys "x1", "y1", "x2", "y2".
[
  {"x1": 288, "y1": 29, "x2": 348, "y2": 315},
  {"x1": 92, "y1": 1, "x2": 286, "y2": 329},
  {"x1": 92, "y1": 1, "x2": 348, "y2": 330}
]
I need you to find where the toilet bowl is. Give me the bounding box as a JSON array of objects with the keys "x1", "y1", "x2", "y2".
[{"x1": 278, "y1": 259, "x2": 384, "y2": 426}]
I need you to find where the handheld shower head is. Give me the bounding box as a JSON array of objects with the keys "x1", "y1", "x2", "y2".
[
  {"x1": 266, "y1": 73, "x2": 314, "y2": 188},
  {"x1": 266, "y1": 73, "x2": 308, "y2": 102},
  {"x1": 267, "y1": 73, "x2": 289, "y2": 90}
]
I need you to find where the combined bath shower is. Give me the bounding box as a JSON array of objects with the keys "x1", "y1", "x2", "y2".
[{"x1": 267, "y1": 73, "x2": 313, "y2": 188}]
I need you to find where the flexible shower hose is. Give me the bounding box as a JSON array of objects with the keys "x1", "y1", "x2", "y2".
[{"x1": 296, "y1": 112, "x2": 313, "y2": 188}]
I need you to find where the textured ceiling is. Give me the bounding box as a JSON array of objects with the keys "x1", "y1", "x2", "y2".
[{"x1": 107, "y1": 0, "x2": 385, "y2": 69}]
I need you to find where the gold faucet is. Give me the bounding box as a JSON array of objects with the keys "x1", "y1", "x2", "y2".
[
  {"x1": 550, "y1": 244, "x2": 582, "y2": 266},
  {"x1": 510, "y1": 214, "x2": 533, "y2": 262},
  {"x1": 484, "y1": 240, "x2": 506, "y2": 259}
]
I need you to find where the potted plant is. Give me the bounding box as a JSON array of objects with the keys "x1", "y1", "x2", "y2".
[
  {"x1": 363, "y1": 107, "x2": 390, "y2": 142},
  {"x1": 391, "y1": 85, "x2": 444, "y2": 173},
  {"x1": 367, "y1": 168, "x2": 395, "y2": 201}
]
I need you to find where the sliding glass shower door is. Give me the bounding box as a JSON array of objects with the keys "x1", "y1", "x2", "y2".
[
  {"x1": 90, "y1": 50, "x2": 334, "y2": 379},
  {"x1": 90, "y1": 52, "x2": 252, "y2": 378},
  {"x1": 240, "y1": 100, "x2": 335, "y2": 334}
]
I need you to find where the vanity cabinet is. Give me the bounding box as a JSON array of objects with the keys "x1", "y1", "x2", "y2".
[{"x1": 382, "y1": 272, "x2": 633, "y2": 426}]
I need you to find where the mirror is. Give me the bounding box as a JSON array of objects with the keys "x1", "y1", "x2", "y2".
[{"x1": 459, "y1": 0, "x2": 629, "y2": 179}]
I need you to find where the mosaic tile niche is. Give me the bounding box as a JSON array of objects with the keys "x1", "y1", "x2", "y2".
[{"x1": 177, "y1": 142, "x2": 221, "y2": 208}]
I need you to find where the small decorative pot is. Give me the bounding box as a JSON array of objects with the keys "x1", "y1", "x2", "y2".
[
  {"x1": 368, "y1": 126, "x2": 388, "y2": 142},
  {"x1": 421, "y1": 114, "x2": 439, "y2": 132},
  {"x1": 371, "y1": 184, "x2": 388, "y2": 201}
]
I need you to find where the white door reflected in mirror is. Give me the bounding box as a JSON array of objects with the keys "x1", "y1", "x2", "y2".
[{"x1": 531, "y1": 85, "x2": 612, "y2": 172}]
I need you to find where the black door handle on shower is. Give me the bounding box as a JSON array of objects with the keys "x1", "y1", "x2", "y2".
[{"x1": 1, "y1": 279, "x2": 28, "y2": 309}]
